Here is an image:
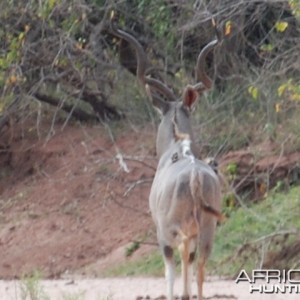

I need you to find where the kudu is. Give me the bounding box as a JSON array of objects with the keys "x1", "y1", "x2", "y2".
[{"x1": 110, "y1": 19, "x2": 222, "y2": 300}]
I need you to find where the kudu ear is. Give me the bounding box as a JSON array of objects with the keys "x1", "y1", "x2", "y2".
[
  {"x1": 182, "y1": 85, "x2": 199, "y2": 112},
  {"x1": 146, "y1": 84, "x2": 170, "y2": 115}
]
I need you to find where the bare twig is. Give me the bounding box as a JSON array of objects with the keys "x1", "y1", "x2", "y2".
[
  {"x1": 253, "y1": 229, "x2": 299, "y2": 244},
  {"x1": 102, "y1": 121, "x2": 130, "y2": 173},
  {"x1": 123, "y1": 178, "x2": 153, "y2": 197},
  {"x1": 116, "y1": 152, "x2": 130, "y2": 173},
  {"x1": 123, "y1": 155, "x2": 156, "y2": 171}
]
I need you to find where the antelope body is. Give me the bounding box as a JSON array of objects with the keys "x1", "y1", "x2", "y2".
[
  {"x1": 149, "y1": 93, "x2": 222, "y2": 300},
  {"x1": 110, "y1": 18, "x2": 222, "y2": 300}
]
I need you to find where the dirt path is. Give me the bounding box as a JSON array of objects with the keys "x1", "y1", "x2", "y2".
[{"x1": 1, "y1": 277, "x2": 299, "y2": 300}]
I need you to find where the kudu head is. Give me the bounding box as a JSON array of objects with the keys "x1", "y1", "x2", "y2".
[{"x1": 110, "y1": 19, "x2": 219, "y2": 158}]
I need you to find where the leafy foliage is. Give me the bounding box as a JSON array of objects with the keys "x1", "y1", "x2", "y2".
[
  {"x1": 0, "y1": 0, "x2": 122, "y2": 125},
  {"x1": 211, "y1": 186, "x2": 300, "y2": 276},
  {"x1": 0, "y1": 0, "x2": 299, "y2": 155}
]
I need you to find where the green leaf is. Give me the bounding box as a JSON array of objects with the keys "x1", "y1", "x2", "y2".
[
  {"x1": 248, "y1": 86, "x2": 259, "y2": 100},
  {"x1": 49, "y1": 0, "x2": 57, "y2": 10},
  {"x1": 226, "y1": 163, "x2": 238, "y2": 176},
  {"x1": 275, "y1": 21, "x2": 288, "y2": 32},
  {"x1": 278, "y1": 83, "x2": 288, "y2": 96},
  {"x1": 260, "y1": 44, "x2": 274, "y2": 52}
]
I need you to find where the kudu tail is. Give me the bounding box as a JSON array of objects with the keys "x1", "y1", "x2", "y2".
[{"x1": 190, "y1": 169, "x2": 223, "y2": 222}]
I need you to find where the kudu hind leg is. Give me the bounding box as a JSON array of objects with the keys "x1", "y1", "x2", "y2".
[
  {"x1": 197, "y1": 220, "x2": 216, "y2": 300},
  {"x1": 162, "y1": 245, "x2": 176, "y2": 300},
  {"x1": 197, "y1": 256, "x2": 206, "y2": 300},
  {"x1": 179, "y1": 239, "x2": 196, "y2": 300}
]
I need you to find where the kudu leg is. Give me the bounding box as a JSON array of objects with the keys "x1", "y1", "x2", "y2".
[
  {"x1": 179, "y1": 239, "x2": 196, "y2": 300},
  {"x1": 197, "y1": 215, "x2": 217, "y2": 299},
  {"x1": 197, "y1": 257, "x2": 206, "y2": 300},
  {"x1": 163, "y1": 245, "x2": 175, "y2": 300}
]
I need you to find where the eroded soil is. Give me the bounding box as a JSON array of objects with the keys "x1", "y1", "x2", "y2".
[{"x1": 0, "y1": 121, "x2": 155, "y2": 279}]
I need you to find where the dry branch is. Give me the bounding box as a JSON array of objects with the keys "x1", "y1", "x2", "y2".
[
  {"x1": 123, "y1": 178, "x2": 153, "y2": 197},
  {"x1": 34, "y1": 93, "x2": 98, "y2": 122}
]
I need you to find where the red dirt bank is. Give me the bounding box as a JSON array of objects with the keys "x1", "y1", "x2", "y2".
[{"x1": 0, "y1": 121, "x2": 155, "y2": 279}]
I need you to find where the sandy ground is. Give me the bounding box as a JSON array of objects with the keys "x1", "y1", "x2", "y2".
[{"x1": 1, "y1": 277, "x2": 300, "y2": 300}]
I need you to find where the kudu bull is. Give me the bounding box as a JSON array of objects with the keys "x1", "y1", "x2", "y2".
[{"x1": 111, "y1": 19, "x2": 222, "y2": 300}]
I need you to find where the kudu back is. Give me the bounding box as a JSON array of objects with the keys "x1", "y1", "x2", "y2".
[{"x1": 110, "y1": 18, "x2": 222, "y2": 300}]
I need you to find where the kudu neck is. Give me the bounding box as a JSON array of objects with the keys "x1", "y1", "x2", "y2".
[{"x1": 156, "y1": 114, "x2": 196, "y2": 159}]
